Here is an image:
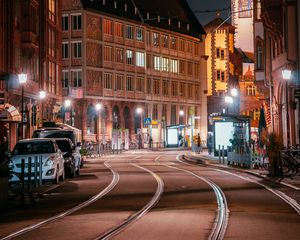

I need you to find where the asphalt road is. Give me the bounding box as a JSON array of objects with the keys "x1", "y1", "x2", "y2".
[{"x1": 0, "y1": 150, "x2": 299, "y2": 240}]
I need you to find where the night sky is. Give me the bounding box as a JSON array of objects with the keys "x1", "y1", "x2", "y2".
[{"x1": 187, "y1": 0, "x2": 231, "y2": 25}]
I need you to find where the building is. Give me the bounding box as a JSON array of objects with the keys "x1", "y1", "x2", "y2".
[
  {"x1": 204, "y1": 17, "x2": 236, "y2": 120},
  {"x1": 260, "y1": 0, "x2": 300, "y2": 146},
  {"x1": 61, "y1": 0, "x2": 207, "y2": 147},
  {"x1": 0, "y1": 0, "x2": 62, "y2": 149}
]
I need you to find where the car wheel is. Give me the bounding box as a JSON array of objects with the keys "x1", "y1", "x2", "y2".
[
  {"x1": 59, "y1": 168, "x2": 65, "y2": 182},
  {"x1": 53, "y1": 167, "x2": 59, "y2": 184}
]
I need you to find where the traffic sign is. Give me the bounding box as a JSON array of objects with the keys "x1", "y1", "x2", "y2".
[{"x1": 144, "y1": 117, "x2": 151, "y2": 125}]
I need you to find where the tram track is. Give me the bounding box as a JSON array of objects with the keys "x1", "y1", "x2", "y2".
[{"x1": 1, "y1": 161, "x2": 120, "y2": 240}]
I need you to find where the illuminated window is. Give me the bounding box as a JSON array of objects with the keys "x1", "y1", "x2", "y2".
[
  {"x1": 170, "y1": 59, "x2": 178, "y2": 73},
  {"x1": 136, "y1": 27, "x2": 144, "y2": 41},
  {"x1": 104, "y1": 72, "x2": 112, "y2": 89},
  {"x1": 126, "y1": 50, "x2": 133, "y2": 65},
  {"x1": 126, "y1": 25, "x2": 134, "y2": 39},
  {"x1": 161, "y1": 57, "x2": 169, "y2": 72},
  {"x1": 116, "y1": 48, "x2": 124, "y2": 63},
  {"x1": 72, "y1": 14, "x2": 82, "y2": 30},
  {"x1": 246, "y1": 85, "x2": 256, "y2": 96},
  {"x1": 238, "y1": 0, "x2": 252, "y2": 18},
  {"x1": 104, "y1": 46, "x2": 112, "y2": 61},
  {"x1": 115, "y1": 22, "x2": 123, "y2": 37},
  {"x1": 72, "y1": 70, "x2": 82, "y2": 87},
  {"x1": 136, "y1": 52, "x2": 145, "y2": 67},
  {"x1": 154, "y1": 56, "x2": 160, "y2": 71}
]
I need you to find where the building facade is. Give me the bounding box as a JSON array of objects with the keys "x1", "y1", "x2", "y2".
[
  {"x1": 261, "y1": 0, "x2": 300, "y2": 146},
  {"x1": 0, "y1": 0, "x2": 62, "y2": 149},
  {"x1": 61, "y1": 0, "x2": 207, "y2": 146}
]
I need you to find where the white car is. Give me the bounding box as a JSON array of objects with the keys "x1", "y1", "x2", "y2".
[{"x1": 9, "y1": 139, "x2": 65, "y2": 183}]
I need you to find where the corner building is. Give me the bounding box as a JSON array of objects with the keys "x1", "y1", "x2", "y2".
[{"x1": 62, "y1": 0, "x2": 207, "y2": 145}]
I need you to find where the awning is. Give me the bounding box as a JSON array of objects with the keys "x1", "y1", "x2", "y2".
[{"x1": 0, "y1": 103, "x2": 21, "y2": 122}]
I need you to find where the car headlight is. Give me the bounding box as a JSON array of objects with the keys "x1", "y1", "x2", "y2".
[{"x1": 45, "y1": 159, "x2": 53, "y2": 166}]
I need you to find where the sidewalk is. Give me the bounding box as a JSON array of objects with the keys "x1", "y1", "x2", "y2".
[{"x1": 185, "y1": 149, "x2": 300, "y2": 190}]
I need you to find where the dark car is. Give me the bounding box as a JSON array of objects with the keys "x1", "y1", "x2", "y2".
[{"x1": 54, "y1": 138, "x2": 80, "y2": 177}]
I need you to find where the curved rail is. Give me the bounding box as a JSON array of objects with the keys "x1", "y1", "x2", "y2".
[
  {"x1": 1, "y1": 161, "x2": 120, "y2": 240},
  {"x1": 95, "y1": 163, "x2": 164, "y2": 240},
  {"x1": 160, "y1": 155, "x2": 229, "y2": 240}
]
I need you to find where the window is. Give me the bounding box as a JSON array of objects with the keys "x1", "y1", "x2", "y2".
[
  {"x1": 187, "y1": 41, "x2": 192, "y2": 53},
  {"x1": 161, "y1": 35, "x2": 168, "y2": 48},
  {"x1": 115, "y1": 22, "x2": 123, "y2": 37},
  {"x1": 179, "y1": 39, "x2": 184, "y2": 51},
  {"x1": 180, "y1": 83, "x2": 185, "y2": 97},
  {"x1": 62, "y1": 15, "x2": 68, "y2": 31},
  {"x1": 126, "y1": 50, "x2": 133, "y2": 65},
  {"x1": 161, "y1": 57, "x2": 169, "y2": 72},
  {"x1": 170, "y1": 59, "x2": 178, "y2": 73},
  {"x1": 153, "y1": 79, "x2": 160, "y2": 95},
  {"x1": 62, "y1": 42, "x2": 69, "y2": 59},
  {"x1": 179, "y1": 60, "x2": 185, "y2": 74},
  {"x1": 221, "y1": 72, "x2": 225, "y2": 82},
  {"x1": 153, "y1": 104, "x2": 158, "y2": 120},
  {"x1": 136, "y1": 77, "x2": 144, "y2": 92},
  {"x1": 147, "y1": 78, "x2": 152, "y2": 94},
  {"x1": 126, "y1": 25, "x2": 134, "y2": 39},
  {"x1": 104, "y1": 73, "x2": 113, "y2": 89},
  {"x1": 104, "y1": 19, "x2": 112, "y2": 35},
  {"x1": 221, "y1": 49, "x2": 225, "y2": 59},
  {"x1": 72, "y1": 70, "x2": 82, "y2": 87},
  {"x1": 116, "y1": 48, "x2": 124, "y2": 63},
  {"x1": 73, "y1": 42, "x2": 82, "y2": 58},
  {"x1": 194, "y1": 42, "x2": 199, "y2": 56},
  {"x1": 171, "y1": 82, "x2": 177, "y2": 96},
  {"x1": 194, "y1": 63, "x2": 199, "y2": 77},
  {"x1": 170, "y1": 37, "x2": 177, "y2": 50},
  {"x1": 246, "y1": 85, "x2": 256, "y2": 96},
  {"x1": 72, "y1": 14, "x2": 82, "y2": 30},
  {"x1": 256, "y1": 0, "x2": 261, "y2": 20},
  {"x1": 256, "y1": 45, "x2": 263, "y2": 70},
  {"x1": 162, "y1": 81, "x2": 168, "y2": 96},
  {"x1": 154, "y1": 56, "x2": 160, "y2": 71},
  {"x1": 146, "y1": 31, "x2": 151, "y2": 45},
  {"x1": 48, "y1": 27, "x2": 55, "y2": 57},
  {"x1": 126, "y1": 75, "x2": 134, "y2": 91},
  {"x1": 188, "y1": 84, "x2": 193, "y2": 98},
  {"x1": 238, "y1": 0, "x2": 252, "y2": 18},
  {"x1": 162, "y1": 104, "x2": 167, "y2": 122},
  {"x1": 136, "y1": 27, "x2": 143, "y2": 41},
  {"x1": 62, "y1": 71, "x2": 69, "y2": 88},
  {"x1": 104, "y1": 46, "x2": 113, "y2": 61},
  {"x1": 146, "y1": 54, "x2": 151, "y2": 69},
  {"x1": 195, "y1": 84, "x2": 200, "y2": 100},
  {"x1": 115, "y1": 74, "x2": 124, "y2": 90},
  {"x1": 153, "y1": 32, "x2": 159, "y2": 47},
  {"x1": 136, "y1": 52, "x2": 145, "y2": 67},
  {"x1": 187, "y1": 62, "x2": 193, "y2": 75},
  {"x1": 171, "y1": 105, "x2": 176, "y2": 125},
  {"x1": 216, "y1": 70, "x2": 225, "y2": 82},
  {"x1": 216, "y1": 48, "x2": 225, "y2": 59}
]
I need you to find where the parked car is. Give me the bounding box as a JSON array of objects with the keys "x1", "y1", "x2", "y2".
[
  {"x1": 32, "y1": 128, "x2": 83, "y2": 167},
  {"x1": 54, "y1": 138, "x2": 80, "y2": 177},
  {"x1": 9, "y1": 139, "x2": 65, "y2": 183}
]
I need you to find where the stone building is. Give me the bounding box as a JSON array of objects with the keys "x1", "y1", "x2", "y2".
[
  {"x1": 61, "y1": 0, "x2": 207, "y2": 146},
  {"x1": 0, "y1": 0, "x2": 62, "y2": 149}
]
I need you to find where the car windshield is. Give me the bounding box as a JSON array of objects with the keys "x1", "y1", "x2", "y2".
[
  {"x1": 34, "y1": 131, "x2": 75, "y2": 144},
  {"x1": 55, "y1": 140, "x2": 72, "y2": 153},
  {"x1": 12, "y1": 141, "x2": 55, "y2": 155}
]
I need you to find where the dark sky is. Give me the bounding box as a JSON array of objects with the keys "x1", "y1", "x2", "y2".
[{"x1": 187, "y1": 0, "x2": 231, "y2": 25}]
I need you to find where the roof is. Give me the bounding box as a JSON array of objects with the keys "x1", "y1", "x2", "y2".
[
  {"x1": 235, "y1": 48, "x2": 254, "y2": 63},
  {"x1": 204, "y1": 17, "x2": 235, "y2": 32},
  {"x1": 80, "y1": 0, "x2": 205, "y2": 38}
]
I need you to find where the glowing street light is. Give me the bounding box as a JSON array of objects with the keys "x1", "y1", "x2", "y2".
[
  {"x1": 39, "y1": 91, "x2": 46, "y2": 126},
  {"x1": 18, "y1": 73, "x2": 27, "y2": 84},
  {"x1": 136, "y1": 107, "x2": 143, "y2": 114},
  {"x1": 225, "y1": 95, "x2": 233, "y2": 104},
  {"x1": 95, "y1": 103, "x2": 102, "y2": 111},
  {"x1": 282, "y1": 69, "x2": 291, "y2": 80},
  {"x1": 39, "y1": 90, "x2": 46, "y2": 99},
  {"x1": 64, "y1": 99, "x2": 71, "y2": 108},
  {"x1": 230, "y1": 88, "x2": 238, "y2": 97},
  {"x1": 179, "y1": 110, "x2": 184, "y2": 116},
  {"x1": 282, "y1": 69, "x2": 292, "y2": 146}
]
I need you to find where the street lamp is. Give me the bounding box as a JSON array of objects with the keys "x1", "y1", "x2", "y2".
[
  {"x1": 136, "y1": 107, "x2": 143, "y2": 149},
  {"x1": 18, "y1": 73, "x2": 27, "y2": 139},
  {"x1": 39, "y1": 90, "x2": 46, "y2": 126},
  {"x1": 230, "y1": 88, "x2": 239, "y2": 97},
  {"x1": 95, "y1": 103, "x2": 102, "y2": 153},
  {"x1": 282, "y1": 69, "x2": 292, "y2": 146},
  {"x1": 225, "y1": 95, "x2": 234, "y2": 114},
  {"x1": 64, "y1": 99, "x2": 72, "y2": 125},
  {"x1": 179, "y1": 110, "x2": 184, "y2": 116}
]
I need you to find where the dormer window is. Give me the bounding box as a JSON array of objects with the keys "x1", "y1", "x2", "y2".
[
  {"x1": 114, "y1": 1, "x2": 117, "y2": 8},
  {"x1": 125, "y1": 3, "x2": 127, "y2": 12},
  {"x1": 187, "y1": 24, "x2": 190, "y2": 31},
  {"x1": 168, "y1": 18, "x2": 171, "y2": 26},
  {"x1": 178, "y1": 21, "x2": 181, "y2": 28}
]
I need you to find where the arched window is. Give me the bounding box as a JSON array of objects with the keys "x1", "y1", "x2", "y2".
[
  {"x1": 112, "y1": 105, "x2": 120, "y2": 129},
  {"x1": 87, "y1": 104, "x2": 97, "y2": 134},
  {"x1": 123, "y1": 107, "x2": 130, "y2": 129}
]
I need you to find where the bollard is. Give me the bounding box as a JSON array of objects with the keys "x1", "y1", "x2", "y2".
[
  {"x1": 20, "y1": 158, "x2": 25, "y2": 205},
  {"x1": 39, "y1": 156, "x2": 43, "y2": 185},
  {"x1": 222, "y1": 145, "x2": 225, "y2": 164},
  {"x1": 27, "y1": 157, "x2": 32, "y2": 192},
  {"x1": 218, "y1": 145, "x2": 221, "y2": 163},
  {"x1": 34, "y1": 156, "x2": 38, "y2": 187}
]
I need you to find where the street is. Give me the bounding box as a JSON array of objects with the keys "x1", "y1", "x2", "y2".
[{"x1": 1, "y1": 151, "x2": 299, "y2": 240}]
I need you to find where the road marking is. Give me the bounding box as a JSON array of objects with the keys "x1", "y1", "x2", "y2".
[
  {"x1": 1, "y1": 161, "x2": 120, "y2": 240},
  {"x1": 95, "y1": 162, "x2": 164, "y2": 240}
]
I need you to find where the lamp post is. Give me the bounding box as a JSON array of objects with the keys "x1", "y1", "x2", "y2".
[
  {"x1": 136, "y1": 107, "x2": 143, "y2": 149},
  {"x1": 39, "y1": 90, "x2": 46, "y2": 126},
  {"x1": 95, "y1": 103, "x2": 102, "y2": 154},
  {"x1": 64, "y1": 99, "x2": 72, "y2": 125},
  {"x1": 282, "y1": 69, "x2": 291, "y2": 146},
  {"x1": 18, "y1": 73, "x2": 27, "y2": 139}
]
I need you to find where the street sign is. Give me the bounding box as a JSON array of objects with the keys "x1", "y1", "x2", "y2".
[
  {"x1": 295, "y1": 89, "x2": 300, "y2": 98},
  {"x1": 144, "y1": 117, "x2": 151, "y2": 125}
]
